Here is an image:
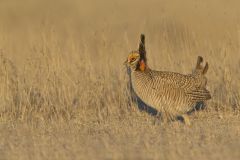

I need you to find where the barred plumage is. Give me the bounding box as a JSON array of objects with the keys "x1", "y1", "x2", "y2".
[
  {"x1": 131, "y1": 68, "x2": 211, "y2": 116},
  {"x1": 125, "y1": 35, "x2": 211, "y2": 124}
]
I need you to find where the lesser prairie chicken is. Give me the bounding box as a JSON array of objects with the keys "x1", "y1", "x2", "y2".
[{"x1": 125, "y1": 34, "x2": 211, "y2": 124}]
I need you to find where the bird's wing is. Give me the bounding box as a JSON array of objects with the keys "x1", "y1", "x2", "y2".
[{"x1": 151, "y1": 71, "x2": 211, "y2": 101}]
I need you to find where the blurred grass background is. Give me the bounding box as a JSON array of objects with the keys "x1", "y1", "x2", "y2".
[{"x1": 0, "y1": 0, "x2": 239, "y2": 159}]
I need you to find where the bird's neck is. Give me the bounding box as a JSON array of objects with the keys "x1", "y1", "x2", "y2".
[{"x1": 136, "y1": 59, "x2": 149, "y2": 72}]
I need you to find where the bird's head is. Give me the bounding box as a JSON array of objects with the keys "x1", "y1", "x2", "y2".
[{"x1": 124, "y1": 51, "x2": 147, "y2": 71}]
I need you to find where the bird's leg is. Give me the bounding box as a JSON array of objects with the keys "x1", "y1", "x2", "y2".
[
  {"x1": 177, "y1": 114, "x2": 191, "y2": 126},
  {"x1": 154, "y1": 112, "x2": 169, "y2": 124},
  {"x1": 153, "y1": 112, "x2": 162, "y2": 125},
  {"x1": 161, "y1": 112, "x2": 176, "y2": 123}
]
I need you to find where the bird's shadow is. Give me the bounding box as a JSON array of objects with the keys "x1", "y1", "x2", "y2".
[{"x1": 134, "y1": 95, "x2": 159, "y2": 116}]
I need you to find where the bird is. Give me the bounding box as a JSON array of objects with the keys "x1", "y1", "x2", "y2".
[
  {"x1": 191, "y1": 56, "x2": 209, "y2": 88},
  {"x1": 190, "y1": 56, "x2": 210, "y2": 111},
  {"x1": 125, "y1": 34, "x2": 211, "y2": 124}
]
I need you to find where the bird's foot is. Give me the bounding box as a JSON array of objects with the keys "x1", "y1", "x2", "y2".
[{"x1": 177, "y1": 114, "x2": 191, "y2": 126}]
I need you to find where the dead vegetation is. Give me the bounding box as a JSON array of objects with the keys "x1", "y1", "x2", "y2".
[{"x1": 0, "y1": 0, "x2": 239, "y2": 160}]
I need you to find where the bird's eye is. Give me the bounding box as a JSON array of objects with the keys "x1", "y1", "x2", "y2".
[{"x1": 130, "y1": 57, "x2": 136, "y2": 62}]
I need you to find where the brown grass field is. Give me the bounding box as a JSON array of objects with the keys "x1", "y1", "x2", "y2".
[{"x1": 0, "y1": 0, "x2": 240, "y2": 159}]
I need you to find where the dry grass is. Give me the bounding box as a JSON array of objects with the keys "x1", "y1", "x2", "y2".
[{"x1": 0, "y1": 0, "x2": 240, "y2": 159}]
